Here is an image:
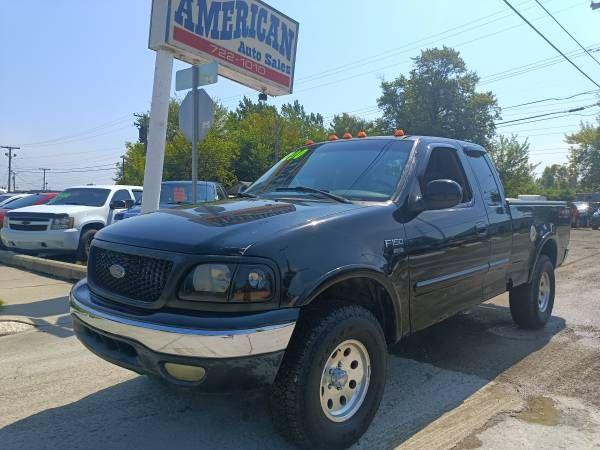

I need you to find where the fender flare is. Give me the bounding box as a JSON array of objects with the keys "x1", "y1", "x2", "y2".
[
  {"x1": 528, "y1": 233, "x2": 557, "y2": 283},
  {"x1": 300, "y1": 265, "x2": 404, "y2": 342}
]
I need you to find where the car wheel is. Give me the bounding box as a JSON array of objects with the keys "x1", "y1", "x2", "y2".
[
  {"x1": 77, "y1": 228, "x2": 98, "y2": 262},
  {"x1": 509, "y1": 255, "x2": 555, "y2": 329},
  {"x1": 593, "y1": 225, "x2": 599, "y2": 230},
  {"x1": 270, "y1": 304, "x2": 387, "y2": 449}
]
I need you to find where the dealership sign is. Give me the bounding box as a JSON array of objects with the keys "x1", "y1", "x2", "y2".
[{"x1": 149, "y1": 0, "x2": 299, "y2": 96}]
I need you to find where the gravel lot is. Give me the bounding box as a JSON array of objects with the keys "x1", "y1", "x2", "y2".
[{"x1": 1, "y1": 229, "x2": 599, "y2": 449}]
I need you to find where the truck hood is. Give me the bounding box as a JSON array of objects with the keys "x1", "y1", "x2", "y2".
[
  {"x1": 9, "y1": 204, "x2": 98, "y2": 216},
  {"x1": 96, "y1": 199, "x2": 363, "y2": 255}
]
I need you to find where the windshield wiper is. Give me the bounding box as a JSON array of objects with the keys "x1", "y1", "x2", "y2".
[{"x1": 274, "y1": 186, "x2": 351, "y2": 204}]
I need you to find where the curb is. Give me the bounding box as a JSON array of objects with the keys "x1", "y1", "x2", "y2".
[{"x1": 0, "y1": 250, "x2": 86, "y2": 282}]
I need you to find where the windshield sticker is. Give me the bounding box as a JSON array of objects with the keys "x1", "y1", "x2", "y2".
[{"x1": 283, "y1": 148, "x2": 308, "y2": 161}]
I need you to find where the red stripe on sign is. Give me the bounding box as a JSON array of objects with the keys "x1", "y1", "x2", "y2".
[{"x1": 173, "y1": 27, "x2": 291, "y2": 88}]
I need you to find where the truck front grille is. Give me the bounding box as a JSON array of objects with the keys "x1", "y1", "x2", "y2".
[{"x1": 88, "y1": 246, "x2": 173, "y2": 303}]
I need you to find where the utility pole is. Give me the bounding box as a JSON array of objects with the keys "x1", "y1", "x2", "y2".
[
  {"x1": 1, "y1": 146, "x2": 20, "y2": 193},
  {"x1": 120, "y1": 155, "x2": 126, "y2": 184},
  {"x1": 12, "y1": 171, "x2": 16, "y2": 192},
  {"x1": 39, "y1": 168, "x2": 50, "y2": 191}
]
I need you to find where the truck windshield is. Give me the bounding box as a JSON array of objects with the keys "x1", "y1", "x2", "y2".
[
  {"x1": 49, "y1": 188, "x2": 110, "y2": 207},
  {"x1": 245, "y1": 139, "x2": 414, "y2": 202}
]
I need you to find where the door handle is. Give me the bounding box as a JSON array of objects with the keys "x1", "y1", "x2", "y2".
[{"x1": 476, "y1": 222, "x2": 488, "y2": 236}]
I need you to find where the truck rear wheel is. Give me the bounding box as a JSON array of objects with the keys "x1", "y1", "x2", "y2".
[
  {"x1": 509, "y1": 255, "x2": 555, "y2": 329},
  {"x1": 270, "y1": 304, "x2": 387, "y2": 449}
]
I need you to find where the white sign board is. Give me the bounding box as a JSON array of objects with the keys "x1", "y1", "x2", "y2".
[{"x1": 149, "y1": 0, "x2": 299, "y2": 96}]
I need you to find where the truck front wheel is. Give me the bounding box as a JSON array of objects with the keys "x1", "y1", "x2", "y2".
[
  {"x1": 509, "y1": 255, "x2": 555, "y2": 329},
  {"x1": 77, "y1": 228, "x2": 99, "y2": 262},
  {"x1": 270, "y1": 304, "x2": 387, "y2": 449}
]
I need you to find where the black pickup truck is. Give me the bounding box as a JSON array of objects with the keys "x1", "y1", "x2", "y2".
[{"x1": 70, "y1": 135, "x2": 570, "y2": 449}]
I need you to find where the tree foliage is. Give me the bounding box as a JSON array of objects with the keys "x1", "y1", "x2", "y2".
[
  {"x1": 566, "y1": 119, "x2": 600, "y2": 191},
  {"x1": 328, "y1": 113, "x2": 381, "y2": 137},
  {"x1": 487, "y1": 135, "x2": 538, "y2": 198},
  {"x1": 377, "y1": 47, "x2": 500, "y2": 145},
  {"x1": 116, "y1": 98, "x2": 325, "y2": 187}
]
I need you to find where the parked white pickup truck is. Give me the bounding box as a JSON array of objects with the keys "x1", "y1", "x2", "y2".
[{"x1": 1, "y1": 185, "x2": 142, "y2": 261}]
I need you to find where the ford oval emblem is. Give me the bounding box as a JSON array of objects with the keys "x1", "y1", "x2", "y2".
[{"x1": 109, "y1": 264, "x2": 126, "y2": 279}]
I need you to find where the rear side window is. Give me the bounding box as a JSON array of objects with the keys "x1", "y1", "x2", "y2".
[
  {"x1": 467, "y1": 154, "x2": 502, "y2": 205},
  {"x1": 132, "y1": 190, "x2": 143, "y2": 203},
  {"x1": 422, "y1": 148, "x2": 473, "y2": 203},
  {"x1": 112, "y1": 189, "x2": 132, "y2": 202}
]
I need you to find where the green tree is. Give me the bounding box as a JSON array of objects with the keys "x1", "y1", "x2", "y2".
[
  {"x1": 488, "y1": 135, "x2": 538, "y2": 198},
  {"x1": 566, "y1": 119, "x2": 600, "y2": 191},
  {"x1": 328, "y1": 113, "x2": 381, "y2": 137},
  {"x1": 377, "y1": 47, "x2": 500, "y2": 145}
]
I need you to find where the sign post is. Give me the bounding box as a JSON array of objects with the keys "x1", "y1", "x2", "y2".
[
  {"x1": 141, "y1": 49, "x2": 174, "y2": 214},
  {"x1": 191, "y1": 66, "x2": 199, "y2": 205}
]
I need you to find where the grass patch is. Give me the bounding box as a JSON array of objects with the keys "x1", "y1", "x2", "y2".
[{"x1": 0, "y1": 298, "x2": 4, "y2": 308}]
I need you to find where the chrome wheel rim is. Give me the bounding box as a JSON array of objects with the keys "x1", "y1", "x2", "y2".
[
  {"x1": 538, "y1": 272, "x2": 550, "y2": 312},
  {"x1": 319, "y1": 339, "x2": 371, "y2": 423}
]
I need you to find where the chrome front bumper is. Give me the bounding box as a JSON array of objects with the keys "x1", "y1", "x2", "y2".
[{"x1": 70, "y1": 288, "x2": 296, "y2": 359}]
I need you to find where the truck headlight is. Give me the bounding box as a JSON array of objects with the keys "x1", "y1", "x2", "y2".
[
  {"x1": 51, "y1": 216, "x2": 74, "y2": 230},
  {"x1": 179, "y1": 263, "x2": 274, "y2": 303}
]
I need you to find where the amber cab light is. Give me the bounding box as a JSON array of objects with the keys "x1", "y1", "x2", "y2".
[
  {"x1": 328, "y1": 134, "x2": 339, "y2": 141},
  {"x1": 357, "y1": 131, "x2": 367, "y2": 138},
  {"x1": 394, "y1": 129, "x2": 406, "y2": 137},
  {"x1": 305, "y1": 139, "x2": 315, "y2": 145},
  {"x1": 342, "y1": 132, "x2": 352, "y2": 139}
]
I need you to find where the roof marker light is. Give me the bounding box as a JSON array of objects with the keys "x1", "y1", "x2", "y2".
[
  {"x1": 394, "y1": 129, "x2": 406, "y2": 137},
  {"x1": 328, "y1": 134, "x2": 339, "y2": 141},
  {"x1": 342, "y1": 132, "x2": 352, "y2": 139},
  {"x1": 357, "y1": 131, "x2": 367, "y2": 138}
]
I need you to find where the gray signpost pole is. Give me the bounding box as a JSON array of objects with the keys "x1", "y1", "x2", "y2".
[{"x1": 192, "y1": 66, "x2": 199, "y2": 206}]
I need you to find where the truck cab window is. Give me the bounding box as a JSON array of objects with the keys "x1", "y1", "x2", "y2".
[
  {"x1": 467, "y1": 153, "x2": 502, "y2": 205},
  {"x1": 422, "y1": 148, "x2": 472, "y2": 203}
]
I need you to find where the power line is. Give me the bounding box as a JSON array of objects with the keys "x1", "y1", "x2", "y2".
[
  {"x1": 497, "y1": 109, "x2": 599, "y2": 127},
  {"x1": 497, "y1": 103, "x2": 599, "y2": 125},
  {"x1": 502, "y1": 0, "x2": 600, "y2": 89},
  {"x1": 533, "y1": 0, "x2": 600, "y2": 68},
  {"x1": 502, "y1": 89, "x2": 600, "y2": 109}
]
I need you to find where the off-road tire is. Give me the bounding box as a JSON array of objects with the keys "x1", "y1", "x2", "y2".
[
  {"x1": 509, "y1": 255, "x2": 555, "y2": 329},
  {"x1": 77, "y1": 228, "x2": 98, "y2": 262},
  {"x1": 270, "y1": 304, "x2": 387, "y2": 449}
]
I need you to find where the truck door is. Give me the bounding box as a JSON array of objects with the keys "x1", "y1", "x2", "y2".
[
  {"x1": 465, "y1": 149, "x2": 512, "y2": 299},
  {"x1": 405, "y1": 145, "x2": 490, "y2": 331}
]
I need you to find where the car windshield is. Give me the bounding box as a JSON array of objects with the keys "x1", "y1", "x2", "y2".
[
  {"x1": 48, "y1": 188, "x2": 110, "y2": 207},
  {"x1": 3, "y1": 194, "x2": 52, "y2": 209},
  {"x1": 0, "y1": 194, "x2": 13, "y2": 205},
  {"x1": 158, "y1": 183, "x2": 213, "y2": 204},
  {"x1": 245, "y1": 139, "x2": 414, "y2": 202}
]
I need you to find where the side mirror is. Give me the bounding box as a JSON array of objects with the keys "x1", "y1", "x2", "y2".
[
  {"x1": 109, "y1": 200, "x2": 128, "y2": 210},
  {"x1": 424, "y1": 179, "x2": 463, "y2": 210}
]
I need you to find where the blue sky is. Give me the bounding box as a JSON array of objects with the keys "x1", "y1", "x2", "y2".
[{"x1": 1, "y1": 0, "x2": 599, "y2": 190}]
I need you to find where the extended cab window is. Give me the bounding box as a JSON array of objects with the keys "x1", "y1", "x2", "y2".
[
  {"x1": 49, "y1": 188, "x2": 110, "y2": 207},
  {"x1": 422, "y1": 148, "x2": 472, "y2": 204},
  {"x1": 246, "y1": 139, "x2": 414, "y2": 202},
  {"x1": 467, "y1": 153, "x2": 503, "y2": 205}
]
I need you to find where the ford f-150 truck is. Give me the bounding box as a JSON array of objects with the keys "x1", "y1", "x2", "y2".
[{"x1": 70, "y1": 135, "x2": 570, "y2": 449}]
